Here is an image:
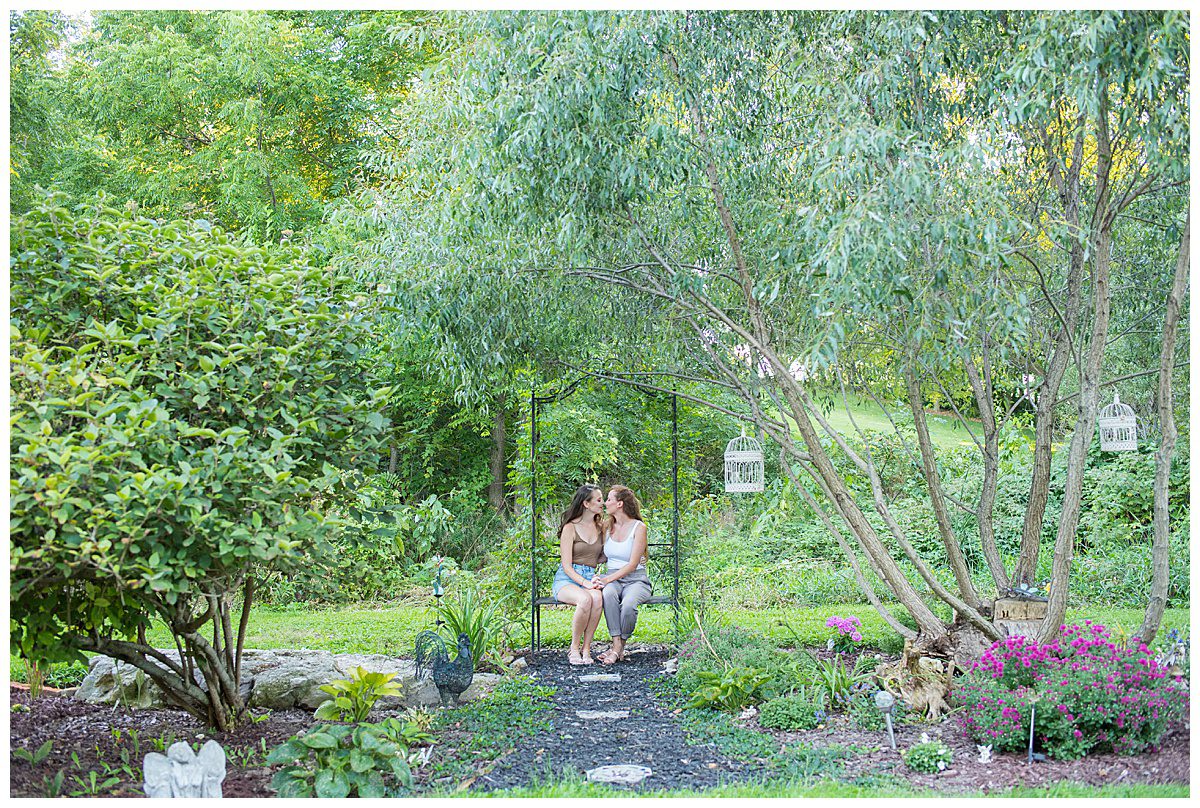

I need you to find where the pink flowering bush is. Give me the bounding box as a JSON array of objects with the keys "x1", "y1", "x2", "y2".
[
  {"x1": 956, "y1": 622, "x2": 1189, "y2": 759},
  {"x1": 826, "y1": 615, "x2": 863, "y2": 653}
]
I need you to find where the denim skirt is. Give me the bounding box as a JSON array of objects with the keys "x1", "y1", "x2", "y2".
[{"x1": 552, "y1": 563, "x2": 597, "y2": 599}]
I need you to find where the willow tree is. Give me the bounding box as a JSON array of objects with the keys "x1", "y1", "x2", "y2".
[{"x1": 374, "y1": 10, "x2": 1188, "y2": 659}]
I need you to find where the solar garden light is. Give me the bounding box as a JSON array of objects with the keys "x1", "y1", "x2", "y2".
[
  {"x1": 874, "y1": 690, "x2": 897, "y2": 750},
  {"x1": 433, "y1": 555, "x2": 445, "y2": 628}
]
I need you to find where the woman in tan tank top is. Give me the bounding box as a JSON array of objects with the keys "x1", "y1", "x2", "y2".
[{"x1": 551, "y1": 484, "x2": 606, "y2": 665}]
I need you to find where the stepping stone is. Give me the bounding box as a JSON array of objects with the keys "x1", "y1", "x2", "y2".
[
  {"x1": 576, "y1": 709, "x2": 630, "y2": 720},
  {"x1": 586, "y1": 764, "x2": 653, "y2": 785},
  {"x1": 580, "y1": 673, "x2": 621, "y2": 683}
]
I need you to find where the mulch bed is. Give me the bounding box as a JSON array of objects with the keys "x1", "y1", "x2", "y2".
[
  {"x1": 9, "y1": 686, "x2": 315, "y2": 798},
  {"x1": 9, "y1": 645, "x2": 1191, "y2": 797},
  {"x1": 766, "y1": 713, "x2": 1191, "y2": 793}
]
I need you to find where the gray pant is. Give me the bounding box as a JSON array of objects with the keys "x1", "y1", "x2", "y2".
[{"x1": 602, "y1": 569, "x2": 654, "y2": 639}]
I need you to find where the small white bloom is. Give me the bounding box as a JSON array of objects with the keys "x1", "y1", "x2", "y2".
[
  {"x1": 936, "y1": 760, "x2": 947, "y2": 771},
  {"x1": 919, "y1": 732, "x2": 931, "y2": 744}
]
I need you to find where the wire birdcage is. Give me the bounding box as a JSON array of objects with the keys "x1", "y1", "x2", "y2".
[
  {"x1": 1097, "y1": 392, "x2": 1138, "y2": 452},
  {"x1": 724, "y1": 435, "x2": 764, "y2": 493}
]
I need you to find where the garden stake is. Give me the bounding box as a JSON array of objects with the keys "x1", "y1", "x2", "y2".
[{"x1": 1025, "y1": 703, "x2": 1045, "y2": 763}]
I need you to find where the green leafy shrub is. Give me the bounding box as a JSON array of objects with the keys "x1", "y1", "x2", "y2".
[
  {"x1": 267, "y1": 719, "x2": 424, "y2": 797},
  {"x1": 433, "y1": 583, "x2": 515, "y2": 669},
  {"x1": 758, "y1": 695, "x2": 827, "y2": 730},
  {"x1": 686, "y1": 666, "x2": 772, "y2": 711},
  {"x1": 268, "y1": 480, "x2": 459, "y2": 604},
  {"x1": 676, "y1": 625, "x2": 797, "y2": 697},
  {"x1": 9, "y1": 193, "x2": 390, "y2": 728},
  {"x1": 314, "y1": 666, "x2": 403, "y2": 723},
  {"x1": 903, "y1": 737, "x2": 953, "y2": 773}
]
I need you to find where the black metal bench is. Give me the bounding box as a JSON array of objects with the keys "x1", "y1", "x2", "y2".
[{"x1": 532, "y1": 593, "x2": 677, "y2": 650}]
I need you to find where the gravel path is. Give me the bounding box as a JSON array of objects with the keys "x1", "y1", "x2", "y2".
[{"x1": 475, "y1": 646, "x2": 772, "y2": 792}]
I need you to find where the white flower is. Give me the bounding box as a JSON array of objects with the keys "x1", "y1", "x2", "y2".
[
  {"x1": 919, "y1": 732, "x2": 931, "y2": 744},
  {"x1": 936, "y1": 760, "x2": 947, "y2": 771}
]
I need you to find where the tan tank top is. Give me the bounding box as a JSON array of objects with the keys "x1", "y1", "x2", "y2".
[{"x1": 567, "y1": 521, "x2": 604, "y2": 567}]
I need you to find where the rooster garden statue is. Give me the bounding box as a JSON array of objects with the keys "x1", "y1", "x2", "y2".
[{"x1": 413, "y1": 631, "x2": 474, "y2": 706}]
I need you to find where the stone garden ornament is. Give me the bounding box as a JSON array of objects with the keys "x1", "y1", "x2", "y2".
[{"x1": 143, "y1": 740, "x2": 226, "y2": 797}]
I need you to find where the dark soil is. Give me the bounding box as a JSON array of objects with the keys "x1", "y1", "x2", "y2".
[{"x1": 9, "y1": 686, "x2": 315, "y2": 798}]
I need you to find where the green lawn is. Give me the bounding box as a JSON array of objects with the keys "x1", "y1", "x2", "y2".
[
  {"x1": 11, "y1": 603, "x2": 1188, "y2": 679},
  {"x1": 786, "y1": 396, "x2": 981, "y2": 452},
  {"x1": 135, "y1": 602, "x2": 1194, "y2": 654}
]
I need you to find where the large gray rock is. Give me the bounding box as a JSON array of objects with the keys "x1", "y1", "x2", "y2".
[
  {"x1": 75, "y1": 649, "x2": 503, "y2": 711},
  {"x1": 76, "y1": 656, "x2": 168, "y2": 709},
  {"x1": 245, "y1": 649, "x2": 340, "y2": 709}
]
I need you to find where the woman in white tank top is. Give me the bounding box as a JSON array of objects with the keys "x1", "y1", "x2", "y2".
[{"x1": 594, "y1": 485, "x2": 654, "y2": 665}]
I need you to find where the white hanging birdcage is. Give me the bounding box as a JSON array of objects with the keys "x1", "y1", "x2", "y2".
[
  {"x1": 724, "y1": 435, "x2": 764, "y2": 493},
  {"x1": 1097, "y1": 392, "x2": 1138, "y2": 452}
]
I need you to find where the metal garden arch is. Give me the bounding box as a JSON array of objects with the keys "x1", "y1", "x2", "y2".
[{"x1": 529, "y1": 375, "x2": 680, "y2": 650}]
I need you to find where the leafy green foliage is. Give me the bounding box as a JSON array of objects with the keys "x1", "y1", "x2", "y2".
[
  {"x1": 52, "y1": 11, "x2": 434, "y2": 236},
  {"x1": 433, "y1": 584, "x2": 515, "y2": 670},
  {"x1": 13, "y1": 740, "x2": 55, "y2": 766},
  {"x1": 686, "y1": 666, "x2": 772, "y2": 711},
  {"x1": 676, "y1": 625, "x2": 797, "y2": 697},
  {"x1": 267, "y1": 719, "x2": 420, "y2": 798},
  {"x1": 9, "y1": 193, "x2": 388, "y2": 722},
  {"x1": 314, "y1": 666, "x2": 404, "y2": 723},
  {"x1": 424, "y1": 676, "x2": 555, "y2": 786},
  {"x1": 798, "y1": 653, "x2": 875, "y2": 708},
  {"x1": 758, "y1": 696, "x2": 826, "y2": 731},
  {"x1": 902, "y1": 738, "x2": 953, "y2": 773}
]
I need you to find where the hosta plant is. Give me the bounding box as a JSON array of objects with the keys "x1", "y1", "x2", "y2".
[
  {"x1": 314, "y1": 667, "x2": 403, "y2": 723},
  {"x1": 686, "y1": 666, "x2": 772, "y2": 712},
  {"x1": 267, "y1": 719, "x2": 425, "y2": 798}
]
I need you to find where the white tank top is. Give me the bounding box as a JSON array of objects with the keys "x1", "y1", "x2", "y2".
[{"x1": 604, "y1": 520, "x2": 646, "y2": 570}]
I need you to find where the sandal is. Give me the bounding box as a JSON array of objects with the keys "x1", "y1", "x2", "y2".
[
  {"x1": 599, "y1": 649, "x2": 620, "y2": 666},
  {"x1": 568, "y1": 649, "x2": 586, "y2": 666},
  {"x1": 581, "y1": 648, "x2": 595, "y2": 664}
]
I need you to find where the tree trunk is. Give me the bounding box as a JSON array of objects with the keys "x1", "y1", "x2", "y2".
[
  {"x1": 960, "y1": 334, "x2": 1007, "y2": 593},
  {"x1": 488, "y1": 397, "x2": 507, "y2": 512},
  {"x1": 388, "y1": 445, "x2": 398, "y2": 475},
  {"x1": 1040, "y1": 90, "x2": 1116, "y2": 641},
  {"x1": 778, "y1": 379, "x2": 947, "y2": 638},
  {"x1": 1012, "y1": 124, "x2": 1088, "y2": 586},
  {"x1": 904, "y1": 363, "x2": 980, "y2": 606},
  {"x1": 1135, "y1": 209, "x2": 1189, "y2": 645}
]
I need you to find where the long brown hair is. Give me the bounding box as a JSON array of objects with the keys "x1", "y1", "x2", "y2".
[
  {"x1": 606, "y1": 485, "x2": 648, "y2": 564},
  {"x1": 558, "y1": 484, "x2": 602, "y2": 537},
  {"x1": 606, "y1": 484, "x2": 644, "y2": 525}
]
